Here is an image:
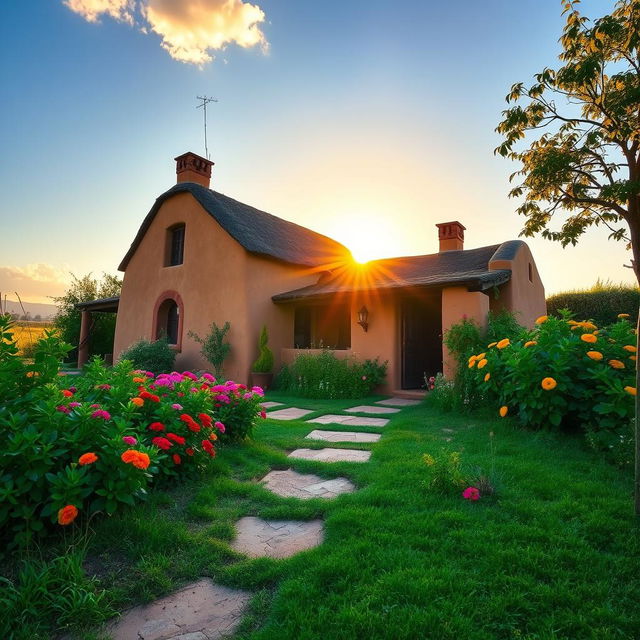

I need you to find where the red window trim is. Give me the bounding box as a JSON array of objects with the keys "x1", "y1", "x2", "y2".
[{"x1": 151, "y1": 290, "x2": 184, "y2": 352}]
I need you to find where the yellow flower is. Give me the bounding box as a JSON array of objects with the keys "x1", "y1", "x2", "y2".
[
  {"x1": 477, "y1": 358, "x2": 488, "y2": 369},
  {"x1": 484, "y1": 373, "x2": 491, "y2": 382},
  {"x1": 582, "y1": 322, "x2": 597, "y2": 331},
  {"x1": 624, "y1": 386, "x2": 637, "y2": 396},
  {"x1": 423, "y1": 453, "x2": 435, "y2": 467},
  {"x1": 586, "y1": 351, "x2": 603, "y2": 361},
  {"x1": 567, "y1": 320, "x2": 578, "y2": 326},
  {"x1": 623, "y1": 345, "x2": 637, "y2": 353},
  {"x1": 541, "y1": 377, "x2": 557, "y2": 391},
  {"x1": 535, "y1": 315, "x2": 548, "y2": 324},
  {"x1": 496, "y1": 338, "x2": 510, "y2": 349},
  {"x1": 609, "y1": 359, "x2": 625, "y2": 369},
  {"x1": 618, "y1": 313, "x2": 630, "y2": 319},
  {"x1": 524, "y1": 340, "x2": 537, "y2": 348},
  {"x1": 499, "y1": 406, "x2": 508, "y2": 418},
  {"x1": 581, "y1": 334, "x2": 597, "y2": 344},
  {"x1": 487, "y1": 342, "x2": 497, "y2": 348},
  {"x1": 476, "y1": 353, "x2": 486, "y2": 359}
]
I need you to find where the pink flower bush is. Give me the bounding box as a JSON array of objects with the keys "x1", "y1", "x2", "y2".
[{"x1": 462, "y1": 487, "x2": 480, "y2": 501}]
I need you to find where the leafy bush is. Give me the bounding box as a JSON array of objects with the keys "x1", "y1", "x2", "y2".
[
  {"x1": 547, "y1": 280, "x2": 639, "y2": 327},
  {"x1": 188, "y1": 321, "x2": 231, "y2": 377},
  {"x1": 422, "y1": 449, "x2": 466, "y2": 494},
  {"x1": 424, "y1": 373, "x2": 457, "y2": 412},
  {"x1": 252, "y1": 325, "x2": 274, "y2": 373},
  {"x1": 119, "y1": 338, "x2": 176, "y2": 374},
  {"x1": 276, "y1": 350, "x2": 387, "y2": 398}
]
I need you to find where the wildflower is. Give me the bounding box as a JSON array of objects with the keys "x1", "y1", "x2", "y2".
[
  {"x1": 78, "y1": 452, "x2": 98, "y2": 466},
  {"x1": 462, "y1": 487, "x2": 480, "y2": 501},
  {"x1": 623, "y1": 345, "x2": 637, "y2": 353},
  {"x1": 477, "y1": 358, "x2": 488, "y2": 369},
  {"x1": 618, "y1": 313, "x2": 630, "y2": 319},
  {"x1": 541, "y1": 377, "x2": 557, "y2": 391},
  {"x1": 581, "y1": 334, "x2": 597, "y2": 344},
  {"x1": 166, "y1": 433, "x2": 186, "y2": 445},
  {"x1": 122, "y1": 436, "x2": 137, "y2": 445},
  {"x1": 57, "y1": 505, "x2": 78, "y2": 526},
  {"x1": 535, "y1": 315, "x2": 548, "y2": 324},
  {"x1": 91, "y1": 410, "x2": 111, "y2": 420},
  {"x1": 148, "y1": 422, "x2": 165, "y2": 432},
  {"x1": 586, "y1": 351, "x2": 603, "y2": 361},
  {"x1": 214, "y1": 421, "x2": 225, "y2": 433},
  {"x1": 609, "y1": 359, "x2": 625, "y2": 369},
  {"x1": 484, "y1": 373, "x2": 490, "y2": 382},
  {"x1": 131, "y1": 397, "x2": 144, "y2": 407},
  {"x1": 61, "y1": 389, "x2": 73, "y2": 397},
  {"x1": 121, "y1": 449, "x2": 150, "y2": 469},
  {"x1": 496, "y1": 339, "x2": 510, "y2": 349},
  {"x1": 151, "y1": 436, "x2": 172, "y2": 450},
  {"x1": 423, "y1": 453, "x2": 435, "y2": 466},
  {"x1": 499, "y1": 406, "x2": 508, "y2": 418},
  {"x1": 524, "y1": 341, "x2": 537, "y2": 348},
  {"x1": 487, "y1": 342, "x2": 497, "y2": 348},
  {"x1": 172, "y1": 454, "x2": 182, "y2": 465}
]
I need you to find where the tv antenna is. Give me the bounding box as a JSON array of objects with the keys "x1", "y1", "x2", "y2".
[{"x1": 196, "y1": 95, "x2": 218, "y2": 160}]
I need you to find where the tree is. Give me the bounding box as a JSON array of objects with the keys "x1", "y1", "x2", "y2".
[
  {"x1": 496, "y1": 0, "x2": 640, "y2": 514},
  {"x1": 188, "y1": 321, "x2": 232, "y2": 378},
  {"x1": 52, "y1": 273, "x2": 122, "y2": 363}
]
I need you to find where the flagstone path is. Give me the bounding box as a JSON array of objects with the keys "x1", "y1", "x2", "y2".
[
  {"x1": 266, "y1": 407, "x2": 314, "y2": 420},
  {"x1": 305, "y1": 429, "x2": 381, "y2": 443},
  {"x1": 260, "y1": 469, "x2": 356, "y2": 499},
  {"x1": 376, "y1": 397, "x2": 421, "y2": 407},
  {"x1": 288, "y1": 447, "x2": 372, "y2": 463},
  {"x1": 261, "y1": 401, "x2": 285, "y2": 409},
  {"x1": 306, "y1": 414, "x2": 389, "y2": 427},
  {"x1": 345, "y1": 404, "x2": 400, "y2": 414}
]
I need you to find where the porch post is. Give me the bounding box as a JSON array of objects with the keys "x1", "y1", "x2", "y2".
[{"x1": 78, "y1": 309, "x2": 91, "y2": 368}]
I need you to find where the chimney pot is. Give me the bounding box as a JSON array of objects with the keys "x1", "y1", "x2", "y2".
[
  {"x1": 174, "y1": 151, "x2": 214, "y2": 188},
  {"x1": 436, "y1": 221, "x2": 466, "y2": 252}
]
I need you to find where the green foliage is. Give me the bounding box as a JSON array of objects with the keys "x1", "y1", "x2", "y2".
[
  {"x1": 52, "y1": 273, "x2": 122, "y2": 363},
  {"x1": 188, "y1": 321, "x2": 231, "y2": 377},
  {"x1": 422, "y1": 449, "x2": 466, "y2": 494},
  {"x1": 547, "y1": 280, "x2": 640, "y2": 326},
  {"x1": 496, "y1": 0, "x2": 640, "y2": 268},
  {"x1": 425, "y1": 373, "x2": 457, "y2": 412},
  {"x1": 275, "y1": 350, "x2": 387, "y2": 398},
  {"x1": 119, "y1": 338, "x2": 176, "y2": 374},
  {"x1": 252, "y1": 325, "x2": 274, "y2": 373}
]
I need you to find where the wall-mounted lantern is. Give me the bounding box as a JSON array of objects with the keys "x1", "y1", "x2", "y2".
[{"x1": 357, "y1": 305, "x2": 369, "y2": 332}]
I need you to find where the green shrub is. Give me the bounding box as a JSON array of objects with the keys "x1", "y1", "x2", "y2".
[
  {"x1": 119, "y1": 338, "x2": 175, "y2": 374},
  {"x1": 424, "y1": 373, "x2": 457, "y2": 412},
  {"x1": 547, "y1": 280, "x2": 639, "y2": 327},
  {"x1": 275, "y1": 350, "x2": 387, "y2": 398},
  {"x1": 422, "y1": 449, "x2": 466, "y2": 494},
  {"x1": 252, "y1": 325, "x2": 274, "y2": 373},
  {"x1": 188, "y1": 321, "x2": 231, "y2": 377}
]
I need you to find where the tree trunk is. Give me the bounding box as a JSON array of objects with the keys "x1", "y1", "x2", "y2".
[{"x1": 636, "y1": 308, "x2": 640, "y2": 516}]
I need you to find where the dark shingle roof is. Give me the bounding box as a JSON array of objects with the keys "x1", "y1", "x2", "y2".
[
  {"x1": 272, "y1": 242, "x2": 523, "y2": 302},
  {"x1": 119, "y1": 182, "x2": 352, "y2": 271}
]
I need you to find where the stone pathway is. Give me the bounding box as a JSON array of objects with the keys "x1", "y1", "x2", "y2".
[
  {"x1": 104, "y1": 579, "x2": 250, "y2": 640},
  {"x1": 289, "y1": 447, "x2": 372, "y2": 463},
  {"x1": 307, "y1": 414, "x2": 388, "y2": 427},
  {"x1": 231, "y1": 517, "x2": 324, "y2": 559},
  {"x1": 345, "y1": 404, "x2": 400, "y2": 415},
  {"x1": 305, "y1": 429, "x2": 380, "y2": 443},
  {"x1": 261, "y1": 401, "x2": 285, "y2": 409},
  {"x1": 267, "y1": 407, "x2": 314, "y2": 420},
  {"x1": 375, "y1": 397, "x2": 421, "y2": 407},
  {"x1": 260, "y1": 469, "x2": 355, "y2": 499}
]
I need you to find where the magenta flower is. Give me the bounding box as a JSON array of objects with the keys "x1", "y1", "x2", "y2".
[
  {"x1": 260, "y1": 410, "x2": 267, "y2": 419},
  {"x1": 462, "y1": 487, "x2": 480, "y2": 501},
  {"x1": 171, "y1": 403, "x2": 183, "y2": 410},
  {"x1": 96, "y1": 384, "x2": 111, "y2": 390},
  {"x1": 91, "y1": 409, "x2": 111, "y2": 420},
  {"x1": 202, "y1": 373, "x2": 215, "y2": 382},
  {"x1": 56, "y1": 405, "x2": 70, "y2": 414},
  {"x1": 89, "y1": 404, "x2": 100, "y2": 409},
  {"x1": 145, "y1": 371, "x2": 155, "y2": 378},
  {"x1": 122, "y1": 435, "x2": 137, "y2": 445},
  {"x1": 243, "y1": 392, "x2": 253, "y2": 400},
  {"x1": 214, "y1": 421, "x2": 226, "y2": 433},
  {"x1": 183, "y1": 371, "x2": 198, "y2": 381},
  {"x1": 251, "y1": 386, "x2": 264, "y2": 396},
  {"x1": 68, "y1": 401, "x2": 82, "y2": 408}
]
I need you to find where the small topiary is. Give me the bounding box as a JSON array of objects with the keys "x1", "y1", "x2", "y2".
[
  {"x1": 118, "y1": 338, "x2": 176, "y2": 374},
  {"x1": 252, "y1": 325, "x2": 274, "y2": 373}
]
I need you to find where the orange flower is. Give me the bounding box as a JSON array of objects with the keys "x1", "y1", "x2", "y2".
[
  {"x1": 121, "y1": 449, "x2": 151, "y2": 470},
  {"x1": 468, "y1": 360, "x2": 476, "y2": 369},
  {"x1": 477, "y1": 358, "x2": 488, "y2": 369},
  {"x1": 630, "y1": 355, "x2": 637, "y2": 362},
  {"x1": 541, "y1": 377, "x2": 557, "y2": 391},
  {"x1": 624, "y1": 386, "x2": 637, "y2": 396},
  {"x1": 618, "y1": 313, "x2": 630, "y2": 319},
  {"x1": 586, "y1": 351, "x2": 603, "y2": 361},
  {"x1": 524, "y1": 340, "x2": 537, "y2": 348},
  {"x1": 131, "y1": 397, "x2": 144, "y2": 407},
  {"x1": 581, "y1": 334, "x2": 597, "y2": 344},
  {"x1": 535, "y1": 315, "x2": 548, "y2": 325},
  {"x1": 132, "y1": 376, "x2": 146, "y2": 383},
  {"x1": 582, "y1": 322, "x2": 597, "y2": 331},
  {"x1": 78, "y1": 452, "x2": 98, "y2": 466},
  {"x1": 484, "y1": 373, "x2": 490, "y2": 382},
  {"x1": 61, "y1": 389, "x2": 73, "y2": 398},
  {"x1": 499, "y1": 406, "x2": 508, "y2": 417},
  {"x1": 476, "y1": 353, "x2": 486, "y2": 360},
  {"x1": 609, "y1": 359, "x2": 625, "y2": 369},
  {"x1": 487, "y1": 342, "x2": 497, "y2": 348},
  {"x1": 623, "y1": 345, "x2": 637, "y2": 353},
  {"x1": 496, "y1": 339, "x2": 510, "y2": 349},
  {"x1": 25, "y1": 370, "x2": 40, "y2": 378},
  {"x1": 57, "y1": 505, "x2": 78, "y2": 526}
]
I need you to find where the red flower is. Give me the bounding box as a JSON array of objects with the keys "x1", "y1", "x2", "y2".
[
  {"x1": 180, "y1": 413, "x2": 195, "y2": 424},
  {"x1": 139, "y1": 391, "x2": 160, "y2": 402},
  {"x1": 61, "y1": 389, "x2": 73, "y2": 397},
  {"x1": 166, "y1": 432, "x2": 186, "y2": 445},
  {"x1": 185, "y1": 448, "x2": 195, "y2": 456},
  {"x1": 149, "y1": 422, "x2": 165, "y2": 432},
  {"x1": 172, "y1": 454, "x2": 182, "y2": 465},
  {"x1": 260, "y1": 411, "x2": 267, "y2": 419},
  {"x1": 188, "y1": 422, "x2": 201, "y2": 433},
  {"x1": 198, "y1": 412, "x2": 212, "y2": 425},
  {"x1": 58, "y1": 504, "x2": 78, "y2": 525},
  {"x1": 151, "y1": 436, "x2": 172, "y2": 450},
  {"x1": 201, "y1": 439, "x2": 216, "y2": 457}
]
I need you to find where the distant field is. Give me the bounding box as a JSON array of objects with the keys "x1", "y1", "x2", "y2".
[{"x1": 11, "y1": 322, "x2": 56, "y2": 355}]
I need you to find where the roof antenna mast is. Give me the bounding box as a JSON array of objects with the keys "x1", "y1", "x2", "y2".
[{"x1": 196, "y1": 95, "x2": 218, "y2": 160}]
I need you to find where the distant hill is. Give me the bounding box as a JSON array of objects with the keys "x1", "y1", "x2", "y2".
[{"x1": 0, "y1": 299, "x2": 59, "y2": 321}]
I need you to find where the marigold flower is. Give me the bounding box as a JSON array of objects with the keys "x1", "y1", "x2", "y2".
[
  {"x1": 609, "y1": 359, "x2": 625, "y2": 369},
  {"x1": 496, "y1": 339, "x2": 510, "y2": 349},
  {"x1": 78, "y1": 452, "x2": 98, "y2": 465},
  {"x1": 477, "y1": 358, "x2": 488, "y2": 369},
  {"x1": 468, "y1": 360, "x2": 476, "y2": 369},
  {"x1": 567, "y1": 320, "x2": 578, "y2": 326},
  {"x1": 499, "y1": 406, "x2": 508, "y2": 417},
  {"x1": 524, "y1": 340, "x2": 537, "y2": 348},
  {"x1": 484, "y1": 373, "x2": 490, "y2": 382},
  {"x1": 630, "y1": 355, "x2": 637, "y2": 362},
  {"x1": 541, "y1": 377, "x2": 557, "y2": 391},
  {"x1": 487, "y1": 342, "x2": 497, "y2": 348},
  {"x1": 586, "y1": 351, "x2": 603, "y2": 361},
  {"x1": 57, "y1": 504, "x2": 78, "y2": 526},
  {"x1": 582, "y1": 322, "x2": 597, "y2": 331},
  {"x1": 462, "y1": 487, "x2": 480, "y2": 501},
  {"x1": 623, "y1": 345, "x2": 637, "y2": 353},
  {"x1": 151, "y1": 436, "x2": 172, "y2": 450},
  {"x1": 581, "y1": 334, "x2": 597, "y2": 344},
  {"x1": 618, "y1": 313, "x2": 630, "y2": 319},
  {"x1": 476, "y1": 353, "x2": 486, "y2": 360},
  {"x1": 121, "y1": 449, "x2": 150, "y2": 469},
  {"x1": 131, "y1": 397, "x2": 144, "y2": 407},
  {"x1": 535, "y1": 315, "x2": 548, "y2": 325},
  {"x1": 624, "y1": 386, "x2": 637, "y2": 396}
]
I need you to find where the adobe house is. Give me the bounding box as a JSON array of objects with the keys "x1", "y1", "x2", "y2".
[{"x1": 78, "y1": 151, "x2": 546, "y2": 393}]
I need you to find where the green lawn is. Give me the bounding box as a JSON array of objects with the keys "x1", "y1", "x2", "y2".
[{"x1": 15, "y1": 394, "x2": 640, "y2": 639}]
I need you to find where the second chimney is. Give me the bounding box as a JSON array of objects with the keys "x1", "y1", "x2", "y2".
[
  {"x1": 175, "y1": 152, "x2": 214, "y2": 188},
  {"x1": 436, "y1": 221, "x2": 466, "y2": 252}
]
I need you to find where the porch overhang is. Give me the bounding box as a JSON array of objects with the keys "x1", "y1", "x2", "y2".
[{"x1": 74, "y1": 296, "x2": 120, "y2": 313}]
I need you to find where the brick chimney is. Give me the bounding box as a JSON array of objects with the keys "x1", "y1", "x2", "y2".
[
  {"x1": 436, "y1": 221, "x2": 466, "y2": 252},
  {"x1": 175, "y1": 152, "x2": 214, "y2": 188}
]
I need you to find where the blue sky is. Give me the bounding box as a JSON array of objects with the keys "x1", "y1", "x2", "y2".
[{"x1": 0, "y1": 0, "x2": 633, "y2": 303}]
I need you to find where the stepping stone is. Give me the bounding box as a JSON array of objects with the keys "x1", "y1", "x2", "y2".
[
  {"x1": 261, "y1": 469, "x2": 355, "y2": 499},
  {"x1": 376, "y1": 397, "x2": 421, "y2": 407},
  {"x1": 261, "y1": 401, "x2": 285, "y2": 409},
  {"x1": 345, "y1": 404, "x2": 400, "y2": 415},
  {"x1": 307, "y1": 414, "x2": 389, "y2": 427},
  {"x1": 266, "y1": 407, "x2": 314, "y2": 420},
  {"x1": 104, "y1": 578, "x2": 250, "y2": 640},
  {"x1": 231, "y1": 516, "x2": 323, "y2": 559},
  {"x1": 306, "y1": 429, "x2": 381, "y2": 443},
  {"x1": 289, "y1": 448, "x2": 372, "y2": 463}
]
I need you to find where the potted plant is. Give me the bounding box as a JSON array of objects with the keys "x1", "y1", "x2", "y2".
[{"x1": 251, "y1": 325, "x2": 274, "y2": 389}]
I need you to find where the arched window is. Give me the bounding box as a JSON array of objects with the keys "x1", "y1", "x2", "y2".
[{"x1": 153, "y1": 292, "x2": 184, "y2": 349}]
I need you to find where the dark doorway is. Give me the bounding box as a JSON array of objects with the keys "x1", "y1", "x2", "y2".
[{"x1": 401, "y1": 292, "x2": 442, "y2": 389}]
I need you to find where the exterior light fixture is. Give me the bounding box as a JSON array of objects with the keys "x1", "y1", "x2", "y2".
[{"x1": 357, "y1": 305, "x2": 369, "y2": 332}]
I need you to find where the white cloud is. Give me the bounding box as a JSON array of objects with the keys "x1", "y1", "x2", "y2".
[
  {"x1": 63, "y1": 0, "x2": 268, "y2": 65},
  {"x1": 0, "y1": 264, "x2": 72, "y2": 303}
]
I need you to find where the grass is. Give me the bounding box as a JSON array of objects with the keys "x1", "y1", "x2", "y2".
[
  {"x1": 10, "y1": 322, "x2": 54, "y2": 356},
  {"x1": 4, "y1": 394, "x2": 640, "y2": 639}
]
